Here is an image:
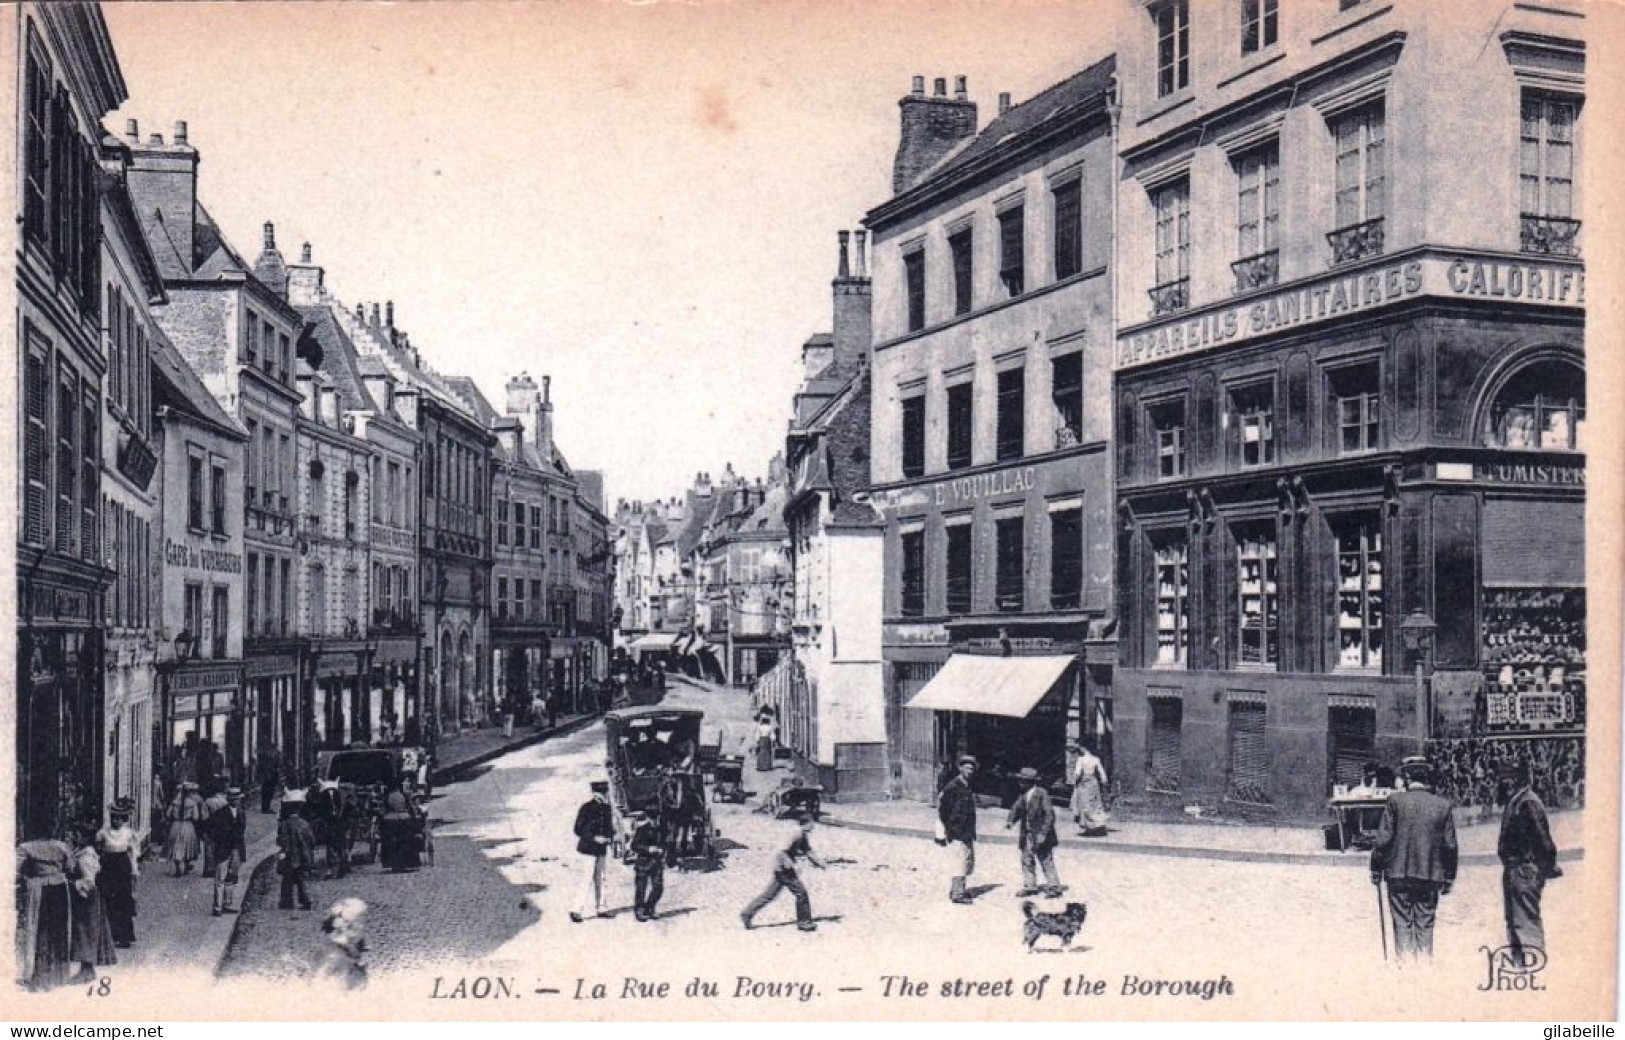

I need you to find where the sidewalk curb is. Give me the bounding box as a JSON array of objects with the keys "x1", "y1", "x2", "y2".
[
  {"x1": 431, "y1": 713, "x2": 601, "y2": 786},
  {"x1": 211, "y1": 713, "x2": 601, "y2": 977},
  {"x1": 823, "y1": 817, "x2": 1587, "y2": 869}
]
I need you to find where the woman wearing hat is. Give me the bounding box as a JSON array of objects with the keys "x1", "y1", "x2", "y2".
[
  {"x1": 165, "y1": 781, "x2": 204, "y2": 876},
  {"x1": 1069, "y1": 741, "x2": 1110, "y2": 837},
  {"x1": 96, "y1": 800, "x2": 141, "y2": 947}
]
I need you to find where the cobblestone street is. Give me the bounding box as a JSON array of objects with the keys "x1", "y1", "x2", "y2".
[{"x1": 201, "y1": 679, "x2": 1596, "y2": 1016}]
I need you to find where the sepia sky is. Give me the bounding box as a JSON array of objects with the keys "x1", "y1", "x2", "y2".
[{"x1": 104, "y1": 1, "x2": 1124, "y2": 507}]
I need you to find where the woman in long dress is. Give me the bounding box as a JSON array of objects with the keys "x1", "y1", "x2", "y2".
[
  {"x1": 68, "y1": 824, "x2": 118, "y2": 982},
  {"x1": 166, "y1": 782, "x2": 204, "y2": 875},
  {"x1": 1069, "y1": 741, "x2": 1110, "y2": 836},
  {"x1": 15, "y1": 838, "x2": 77, "y2": 991},
  {"x1": 96, "y1": 801, "x2": 140, "y2": 947}
]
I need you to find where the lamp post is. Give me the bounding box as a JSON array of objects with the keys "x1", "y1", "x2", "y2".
[{"x1": 1399, "y1": 612, "x2": 1438, "y2": 741}]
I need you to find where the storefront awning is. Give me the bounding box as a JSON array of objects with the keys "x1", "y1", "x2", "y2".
[
  {"x1": 905, "y1": 654, "x2": 1074, "y2": 718},
  {"x1": 630, "y1": 633, "x2": 682, "y2": 652}
]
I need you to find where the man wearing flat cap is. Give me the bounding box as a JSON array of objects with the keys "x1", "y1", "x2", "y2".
[
  {"x1": 938, "y1": 754, "x2": 979, "y2": 905},
  {"x1": 1006, "y1": 767, "x2": 1064, "y2": 897},
  {"x1": 1370, "y1": 755, "x2": 1458, "y2": 960},
  {"x1": 1498, "y1": 757, "x2": 1559, "y2": 967},
  {"x1": 570, "y1": 780, "x2": 614, "y2": 923}
]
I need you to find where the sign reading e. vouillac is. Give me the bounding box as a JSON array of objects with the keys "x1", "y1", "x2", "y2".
[{"x1": 1115, "y1": 253, "x2": 1584, "y2": 370}]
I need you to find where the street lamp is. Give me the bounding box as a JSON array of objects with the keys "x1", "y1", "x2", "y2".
[
  {"x1": 173, "y1": 630, "x2": 197, "y2": 664},
  {"x1": 1399, "y1": 611, "x2": 1437, "y2": 739}
]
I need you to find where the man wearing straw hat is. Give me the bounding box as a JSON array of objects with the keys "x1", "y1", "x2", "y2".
[{"x1": 1370, "y1": 755, "x2": 1457, "y2": 961}]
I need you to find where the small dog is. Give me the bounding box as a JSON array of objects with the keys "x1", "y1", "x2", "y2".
[{"x1": 1021, "y1": 900, "x2": 1088, "y2": 951}]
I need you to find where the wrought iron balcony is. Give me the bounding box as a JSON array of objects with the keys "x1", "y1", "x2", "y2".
[
  {"x1": 1520, "y1": 213, "x2": 1581, "y2": 258},
  {"x1": 1231, "y1": 249, "x2": 1280, "y2": 294},
  {"x1": 1326, "y1": 218, "x2": 1384, "y2": 265},
  {"x1": 1148, "y1": 277, "x2": 1190, "y2": 316}
]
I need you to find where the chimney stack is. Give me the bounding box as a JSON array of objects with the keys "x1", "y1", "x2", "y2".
[
  {"x1": 543, "y1": 374, "x2": 551, "y2": 405},
  {"x1": 301, "y1": 243, "x2": 312, "y2": 263},
  {"x1": 831, "y1": 223, "x2": 873, "y2": 375},
  {"x1": 125, "y1": 119, "x2": 139, "y2": 142},
  {"x1": 892, "y1": 74, "x2": 979, "y2": 194},
  {"x1": 355, "y1": 303, "x2": 365, "y2": 324},
  {"x1": 385, "y1": 301, "x2": 394, "y2": 330},
  {"x1": 370, "y1": 303, "x2": 381, "y2": 328},
  {"x1": 263, "y1": 222, "x2": 276, "y2": 251},
  {"x1": 174, "y1": 120, "x2": 188, "y2": 145},
  {"x1": 837, "y1": 230, "x2": 850, "y2": 279},
  {"x1": 911, "y1": 75, "x2": 925, "y2": 96},
  {"x1": 998, "y1": 92, "x2": 1012, "y2": 116},
  {"x1": 854, "y1": 230, "x2": 868, "y2": 278}
]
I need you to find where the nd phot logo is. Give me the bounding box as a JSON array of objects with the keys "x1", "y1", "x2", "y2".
[{"x1": 1477, "y1": 944, "x2": 1548, "y2": 991}]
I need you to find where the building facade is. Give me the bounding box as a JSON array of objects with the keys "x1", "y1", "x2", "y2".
[
  {"x1": 97, "y1": 133, "x2": 164, "y2": 832},
  {"x1": 865, "y1": 65, "x2": 1119, "y2": 801},
  {"x1": 776, "y1": 231, "x2": 888, "y2": 800},
  {"x1": 572, "y1": 475, "x2": 614, "y2": 703},
  {"x1": 489, "y1": 373, "x2": 554, "y2": 724},
  {"x1": 13, "y1": 1, "x2": 127, "y2": 839},
  {"x1": 1111, "y1": 0, "x2": 1586, "y2": 819},
  {"x1": 126, "y1": 125, "x2": 308, "y2": 783}
]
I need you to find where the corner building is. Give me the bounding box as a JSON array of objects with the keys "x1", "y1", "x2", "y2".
[
  {"x1": 866, "y1": 65, "x2": 1118, "y2": 801},
  {"x1": 1112, "y1": 0, "x2": 1586, "y2": 819}
]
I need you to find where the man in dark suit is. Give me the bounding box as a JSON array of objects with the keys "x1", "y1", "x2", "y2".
[
  {"x1": 629, "y1": 811, "x2": 665, "y2": 922},
  {"x1": 1370, "y1": 756, "x2": 1458, "y2": 960},
  {"x1": 207, "y1": 787, "x2": 249, "y2": 916},
  {"x1": 1498, "y1": 758, "x2": 1560, "y2": 967},
  {"x1": 570, "y1": 780, "x2": 614, "y2": 923},
  {"x1": 1006, "y1": 767, "x2": 1064, "y2": 897},
  {"x1": 276, "y1": 792, "x2": 317, "y2": 911},
  {"x1": 938, "y1": 754, "x2": 979, "y2": 905}
]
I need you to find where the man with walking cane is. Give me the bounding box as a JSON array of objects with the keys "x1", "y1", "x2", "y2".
[{"x1": 1370, "y1": 756, "x2": 1458, "y2": 962}]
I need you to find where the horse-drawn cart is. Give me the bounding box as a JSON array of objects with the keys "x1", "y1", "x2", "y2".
[
  {"x1": 603, "y1": 706, "x2": 719, "y2": 871},
  {"x1": 312, "y1": 746, "x2": 434, "y2": 872}
]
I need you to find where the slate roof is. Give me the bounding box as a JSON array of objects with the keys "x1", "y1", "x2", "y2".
[
  {"x1": 149, "y1": 327, "x2": 245, "y2": 438},
  {"x1": 789, "y1": 368, "x2": 879, "y2": 526},
  {"x1": 297, "y1": 305, "x2": 374, "y2": 412}
]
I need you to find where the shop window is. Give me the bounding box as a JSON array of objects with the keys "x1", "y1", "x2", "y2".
[
  {"x1": 1147, "y1": 697, "x2": 1183, "y2": 793},
  {"x1": 1226, "y1": 700, "x2": 1269, "y2": 803},
  {"x1": 1234, "y1": 522, "x2": 1279, "y2": 666},
  {"x1": 947, "y1": 383, "x2": 974, "y2": 470},
  {"x1": 1233, "y1": 143, "x2": 1280, "y2": 292},
  {"x1": 999, "y1": 206, "x2": 1025, "y2": 296},
  {"x1": 1328, "y1": 705, "x2": 1377, "y2": 793},
  {"x1": 1329, "y1": 364, "x2": 1381, "y2": 454},
  {"x1": 1053, "y1": 181, "x2": 1082, "y2": 281},
  {"x1": 1333, "y1": 515, "x2": 1384, "y2": 670},
  {"x1": 1483, "y1": 588, "x2": 1585, "y2": 732},
  {"x1": 1051, "y1": 353, "x2": 1083, "y2": 448},
  {"x1": 945, "y1": 522, "x2": 973, "y2": 615},
  {"x1": 1241, "y1": 0, "x2": 1278, "y2": 54},
  {"x1": 1520, "y1": 95, "x2": 1579, "y2": 256},
  {"x1": 900, "y1": 529, "x2": 926, "y2": 617},
  {"x1": 901, "y1": 393, "x2": 926, "y2": 478},
  {"x1": 1150, "y1": 401, "x2": 1186, "y2": 479},
  {"x1": 1151, "y1": 179, "x2": 1191, "y2": 315},
  {"x1": 997, "y1": 368, "x2": 1025, "y2": 461},
  {"x1": 1153, "y1": 535, "x2": 1190, "y2": 666},
  {"x1": 1230, "y1": 382, "x2": 1275, "y2": 468},
  {"x1": 904, "y1": 249, "x2": 926, "y2": 332},
  {"x1": 1050, "y1": 507, "x2": 1084, "y2": 611},
  {"x1": 1152, "y1": 0, "x2": 1190, "y2": 98},
  {"x1": 1486, "y1": 359, "x2": 1585, "y2": 451},
  {"x1": 1329, "y1": 102, "x2": 1386, "y2": 263},
  {"x1": 995, "y1": 515, "x2": 1025, "y2": 612},
  {"x1": 950, "y1": 227, "x2": 974, "y2": 316}
]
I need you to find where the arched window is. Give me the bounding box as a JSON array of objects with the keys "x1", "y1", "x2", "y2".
[{"x1": 1485, "y1": 359, "x2": 1584, "y2": 451}]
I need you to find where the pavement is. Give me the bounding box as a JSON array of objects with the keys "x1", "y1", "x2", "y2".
[{"x1": 107, "y1": 710, "x2": 599, "y2": 987}]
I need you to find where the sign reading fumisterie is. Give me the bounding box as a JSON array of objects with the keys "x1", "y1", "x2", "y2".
[{"x1": 1114, "y1": 253, "x2": 1584, "y2": 370}]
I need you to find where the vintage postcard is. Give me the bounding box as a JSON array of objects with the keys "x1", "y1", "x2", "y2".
[{"x1": 3, "y1": 0, "x2": 1620, "y2": 1022}]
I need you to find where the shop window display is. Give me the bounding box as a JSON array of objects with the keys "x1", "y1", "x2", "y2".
[
  {"x1": 1486, "y1": 359, "x2": 1584, "y2": 451},
  {"x1": 1334, "y1": 517, "x2": 1383, "y2": 670},
  {"x1": 1235, "y1": 526, "x2": 1278, "y2": 666},
  {"x1": 1153, "y1": 538, "x2": 1189, "y2": 665},
  {"x1": 1482, "y1": 587, "x2": 1585, "y2": 732}
]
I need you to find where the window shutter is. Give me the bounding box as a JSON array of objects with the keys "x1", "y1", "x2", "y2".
[
  {"x1": 1148, "y1": 697, "x2": 1182, "y2": 792},
  {"x1": 24, "y1": 348, "x2": 49, "y2": 546},
  {"x1": 1227, "y1": 700, "x2": 1268, "y2": 803}
]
